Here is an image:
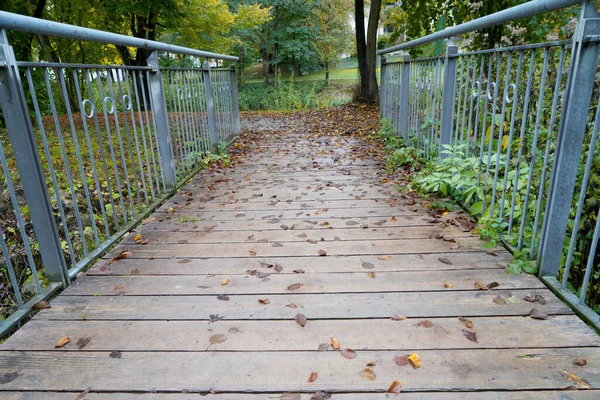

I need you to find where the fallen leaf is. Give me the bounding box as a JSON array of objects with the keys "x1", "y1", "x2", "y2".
[
  {"x1": 474, "y1": 280, "x2": 486, "y2": 290},
  {"x1": 32, "y1": 300, "x2": 51, "y2": 310},
  {"x1": 217, "y1": 294, "x2": 230, "y2": 301},
  {"x1": 221, "y1": 276, "x2": 230, "y2": 286},
  {"x1": 109, "y1": 350, "x2": 122, "y2": 359},
  {"x1": 229, "y1": 327, "x2": 241, "y2": 334},
  {"x1": 318, "y1": 249, "x2": 327, "y2": 256},
  {"x1": 74, "y1": 388, "x2": 91, "y2": 400},
  {"x1": 530, "y1": 308, "x2": 548, "y2": 320},
  {"x1": 562, "y1": 370, "x2": 593, "y2": 388},
  {"x1": 285, "y1": 303, "x2": 298, "y2": 309},
  {"x1": 311, "y1": 392, "x2": 332, "y2": 400},
  {"x1": 487, "y1": 281, "x2": 500, "y2": 289},
  {"x1": 293, "y1": 269, "x2": 305, "y2": 274},
  {"x1": 389, "y1": 216, "x2": 397, "y2": 222},
  {"x1": 308, "y1": 372, "x2": 318, "y2": 382},
  {"x1": 274, "y1": 264, "x2": 283, "y2": 272},
  {"x1": 55, "y1": 337, "x2": 70, "y2": 348},
  {"x1": 458, "y1": 316, "x2": 473, "y2": 329},
  {"x1": 76, "y1": 335, "x2": 91, "y2": 350},
  {"x1": 387, "y1": 380, "x2": 403, "y2": 394},
  {"x1": 393, "y1": 355, "x2": 410, "y2": 366},
  {"x1": 378, "y1": 255, "x2": 393, "y2": 260},
  {"x1": 462, "y1": 329, "x2": 478, "y2": 342},
  {"x1": 107, "y1": 250, "x2": 133, "y2": 265},
  {"x1": 362, "y1": 261, "x2": 375, "y2": 269},
  {"x1": 166, "y1": 207, "x2": 175, "y2": 213},
  {"x1": 133, "y1": 234, "x2": 142, "y2": 241},
  {"x1": 209, "y1": 334, "x2": 227, "y2": 344},
  {"x1": 295, "y1": 313, "x2": 308, "y2": 327},
  {"x1": 113, "y1": 284, "x2": 124, "y2": 291},
  {"x1": 408, "y1": 353, "x2": 421, "y2": 369},
  {"x1": 438, "y1": 257, "x2": 452, "y2": 265},
  {"x1": 330, "y1": 337, "x2": 341, "y2": 350},
  {"x1": 249, "y1": 250, "x2": 257, "y2": 257},
  {"x1": 444, "y1": 281, "x2": 453, "y2": 288},
  {"x1": 287, "y1": 283, "x2": 304, "y2": 291},
  {"x1": 486, "y1": 250, "x2": 498, "y2": 256},
  {"x1": 493, "y1": 295, "x2": 507, "y2": 305},
  {"x1": 366, "y1": 272, "x2": 375, "y2": 279},
  {"x1": 390, "y1": 314, "x2": 407, "y2": 321},
  {"x1": 417, "y1": 320, "x2": 433, "y2": 328},
  {"x1": 359, "y1": 367, "x2": 376, "y2": 380},
  {"x1": 574, "y1": 358, "x2": 587, "y2": 366},
  {"x1": 258, "y1": 298, "x2": 270, "y2": 304},
  {"x1": 341, "y1": 348, "x2": 356, "y2": 359}
]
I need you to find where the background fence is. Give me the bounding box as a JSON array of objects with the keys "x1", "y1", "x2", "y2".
[
  {"x1": 0, "y1": 12, "x2": 240, "y2": 336},
  {"x1": 380, "y1": 0, "x2": 600, "y2": 328}
]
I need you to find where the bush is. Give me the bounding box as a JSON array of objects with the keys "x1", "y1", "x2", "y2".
[{"x1": 238, "y1": 80, "x2": 327, "y2": 111}]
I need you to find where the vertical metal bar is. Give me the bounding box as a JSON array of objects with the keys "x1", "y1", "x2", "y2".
[
  {"x1": 230, "y1": 64, "x2": 241, "y2": 134},
  {"x1": 203, "y1": 61, "x2": 219, "y2": 149},
  {"x1": 147, "y1": 51, "x2": 177, "y2": 191},
  {"x1": 439, "y1": 39, "x2": 459, "y2": 157},
  {"x1": 0, "y1": 31, "x2": 69, "y2": 286},
  {"x1": 380, "y1": 56, "x2": 387, "y2": 120},
  {"x1": 538, "y1": 4, "x2": 600, "y2": 278},
  {"x1": 399, "y1": 55, "x2": 411, "y2": 138}
]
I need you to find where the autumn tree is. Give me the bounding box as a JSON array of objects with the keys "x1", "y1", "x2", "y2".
[{"x1": 315, "y1": 0, "x2": 353, "y2": 83}]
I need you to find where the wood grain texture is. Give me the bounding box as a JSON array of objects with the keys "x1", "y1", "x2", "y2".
[{"x1": 1, "y1": 114, "x2": 598, "y2": 398}]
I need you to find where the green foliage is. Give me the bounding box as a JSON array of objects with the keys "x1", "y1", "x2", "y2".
[{"x1": 238, "y1": 79, "x2": 327, "y2": 111}]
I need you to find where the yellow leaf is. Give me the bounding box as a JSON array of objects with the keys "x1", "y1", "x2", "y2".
[
  {"x1": 501, "y1": 134, "x2": 510, "y2": 150},
  {"x1": 221, "y1": 276, "x2": 230, "y2": 286},
  {"x1": 408, "y1": 353, "x2": 421, "y2": 369},
  {"x1": 55, "y1": 337, "x2": 70, "y2": 348},
  {"x1": 330, "y1": 337, "x2": 341, "y2": 350}
]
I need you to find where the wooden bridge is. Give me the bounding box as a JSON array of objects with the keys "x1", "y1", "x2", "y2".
[{"x1": 2, "y1": 109, "x2": 600, "y2": 399}]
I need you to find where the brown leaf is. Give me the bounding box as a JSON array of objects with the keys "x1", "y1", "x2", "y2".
[
  {"x1": 217, "y1": 294, "x2": 230, "y2": 301},
  {"x1": 221, "y1": 276, "x2": 230, "y2": 286},
  {"x1": 487, "y1": 281, "x2": 500, "y2": 289},
  {"x1": 486, "y1": 250, "x2": 498, "y2": 256},
  {"x1": 462, "y1": 329, "x2": 478, "y2": 342},
  {"x1": 311, "y1": 392, "x2": 332, "y2": 400},
  {"x1": 366, "y1": 272, "x2": 376, "y2": 279},
  {"x1": 417, "y1": 320, "x2": 433, "y2": 328},
  {"x1": 474, "y1": 280, "x2": 486, "y2": 290},
  {"x1": 318, "y1": 249, "x2": 327, "y2": 256},
  {"x1": 76, "y1": 335, "x2": 91, "y2": 350},
  {"x1": 330, "y1": 337, "x2": 341, "y2": 350},
  {"x1": 359, "y1": 367, "x2": 376, "y2": 380},
  {"x1": 362, "y1": 261, "x2": 375, "y2": 269},
  {"x1": 574, "y1": 358, "x2": 587, "y2": 366},
  {"x1": 32, "y1": 300, "x2": 51, "y2": 310},
  {"x1": 458, "y1": 316, "x2": 473, "y2": 329},
  {"x1": 293, "y1": 269, "x2": 305, "y2": 274},
  {"x1": 107, "y1": 250, "x2": 133, "y2": 265},
  {"x1": 285, "y1": 303, "x2": 298, "y2": 309},
  {"x1": 390, "y1": 314, "x2": 407, "y2": 321},
  {"x1": 535, "y1": 294, "x2": 547, "y2": 305},
  {"x1": 287, "y1": 283, "x2": 304, "y2": 291},
  {"x1": 113, "y1": 284, "x2": 124, "y2": 291},
  {"x1": 74, "y1": 387, "x2": 91, "y2": 400},
  {"x1": 387, "y1": 380, "x2": 403, "y2": 394},
  {"x1": 258, "y1": 298, "x2": 270, "y2": 304},
  {"x1": 341, "y1": 348, "x2": 356, "y2": 359},
  {"x1": 249, "y1": 250, "x2": 257, "y2": 257},
  {"x1": 444, "y1": 281, "x2": 453, "y2": 288},
  {"x1": 55, "y1": 336, "x2": 70, "y2": 348},
  {"x1": 438, "y1": 257, "x2": 452, "y2": 265},
  {"x1": 295, "y1": 313, "x2": 308, "y2": 327},
  {"x1": 378, "y1": 255, "x2": 393, "y2": 260},
  {"x1": 530, "y1": 308, "x2": 548, "y2": 320},
  {"x1": 393, "y1": 355, "x2": 410, "y2": 366},
  {"x1": 177, "y1": 259, "x2": 191, "y2": 264},
  {"x1": 493, "y1": 295, "x2": 507, "y2": 305},
  {"x1": 408, "y1": 353, "x2": 421, "y2": 369},
  {"x1": 308, "y1": 372, "x2": 318, "y2": 382},
  {"x1": 209, "y1": 334, "x2": 227, "y2": 344},
  {"x1": 389, "y1": 216, "x2": 397, "y2": 222}
]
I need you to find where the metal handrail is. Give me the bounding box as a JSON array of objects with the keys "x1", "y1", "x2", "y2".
[
  {"x1": 378, "y1": 0, "x2": 582, "y2": 54},
  {"x1": 0, "y1": 11, "x2": 238, "y2": 61}
]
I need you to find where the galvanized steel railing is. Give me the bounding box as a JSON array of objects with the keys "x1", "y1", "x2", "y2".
[
  {"x1": 380, "y1": 0, "x2": 600, "y2": 327},
  {"x1": 0, "y1": 12, "x2": 240, "y2": 336}
]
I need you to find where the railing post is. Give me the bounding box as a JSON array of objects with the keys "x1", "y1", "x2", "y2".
[
  {"x1": 203, "y1": 60, "x2": 219, "y2": 149},
  {"x1": 230, "y1": 63, "x2": 241, "y2": 134},
  {"x1": 0, "y1": 30, "x2": 69, "y2": 287},
  {"x1": 538, "y1": 2, "x2": 600, "y2": 278},
  {"x1": 399, "y1": 54, "x2": 411, "y2": 138},
  {"x1": 439, "y1": 38, "x2": 458, "y2": 157},
  {"x1": 147, "y1": 51, "x2": 177, "y2": 191},
  {"x1": 379, "y1": 56, "x2": 387, "y2": 120}
]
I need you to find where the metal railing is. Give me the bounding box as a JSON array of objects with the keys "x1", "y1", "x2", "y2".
[
  {"x1": 379, "y1": 0, "x2": 600, "y2": 327},
  {"x1": 0, "y1": 11, "x2": 240, "y2": 336}
]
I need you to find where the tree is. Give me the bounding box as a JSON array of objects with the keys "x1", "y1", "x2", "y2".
[
  {"x1": 315, "y1": 0, "x2": 353, "y2": 83},
  {"x1": 355, "y1": 0, "x2": 382, "y2": 103}
]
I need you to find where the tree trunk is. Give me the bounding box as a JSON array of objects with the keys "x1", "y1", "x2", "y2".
[
  {"x1": 239, "y1": 46, "x2": 245, "y2": 85},
  {"x1": 355, "y1": 0, "x2": 368, "y2": 98},
  {"x1": 261, "y1": 34, "x2": 269, "y2": 88},
  {"x1": 325, "y1": 62, "x2": 330, "y2": 84},
  {"x1": 365, "y1": 0, "x2": 382, "y2": 103},
  {"x1": 273, "y1": 4, "x2": 280, "y2": 88}
]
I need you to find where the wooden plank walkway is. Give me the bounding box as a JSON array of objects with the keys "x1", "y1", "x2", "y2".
[{"x1": 2, "y1": 109, "x2": 600, "y2": 399}]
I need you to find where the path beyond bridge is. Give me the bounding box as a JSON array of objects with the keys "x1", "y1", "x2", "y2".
[{"x1": 1, "y1": 106, "x2": 600, "y2": 399}]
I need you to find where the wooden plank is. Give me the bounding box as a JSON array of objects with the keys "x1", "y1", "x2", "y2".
[
  {"x1": 120, "y1": 226, "x2": 475, "y2": 245},
  {"x1": 63, "y1": 269, "x2": 543, "y2": 296},
  {"x1": 1, "y1": 348, "x2": 599, "y2": 392},
  {"x1": 2, "y1": 392, "x2": 600, "y2": 399},
  {"x1": 104, "y1": 237, "x2": 498, "y2": 258},
  {"x1": 4, "y1": 315, "x2": 598, "y2": 352},
  {"x1": 34, "y1": 289, "x2": 571, "y2": 321},
  {"x1": 89, "y1": 253, "x2": 511, "y2": 275}
]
